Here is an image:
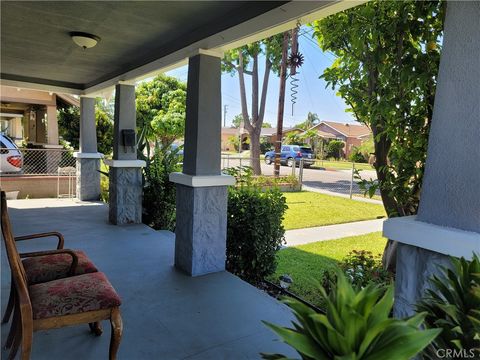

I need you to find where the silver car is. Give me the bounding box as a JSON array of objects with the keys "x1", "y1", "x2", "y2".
[{"x1": 0, "y1": 134, "x2": 23, "y2": 174}]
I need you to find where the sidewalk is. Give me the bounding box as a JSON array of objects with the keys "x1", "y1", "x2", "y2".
[{"x1": 285, "y1": 218, "x2": 384, "y2": 247}]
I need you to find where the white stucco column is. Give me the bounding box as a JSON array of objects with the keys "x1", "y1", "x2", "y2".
[
  {"x1": 74, "y1": 96, "x2": 103, "y2": 201},
  {"x1": 46, "y1": 104, "x2": 58, "y2": 145},
  {"x1": 170, "y1": 50, "x2": 235, "y2": 276},
  {"x1": 383, "y1": 1, "x2": 480, "y2": 317},
  {"x1": 106, "y1": 83, "x2": 145, "y2": 225}
]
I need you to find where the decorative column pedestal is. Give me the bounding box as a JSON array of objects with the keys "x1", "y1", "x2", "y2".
[
  {"x1": 74, "y1": 152, "x2": 103, "y2": 201},
  {"x1": 105, "y1": 159, "x2": 145, "y2": 225},
  {"x1": 170, "y1": 174, "x2": 235, "y2": 276},
  {"x1": 384, "y1": 1, "x2": 480, "y2": 318}
]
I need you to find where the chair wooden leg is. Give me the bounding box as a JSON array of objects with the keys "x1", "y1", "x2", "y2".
[
  {"x1": 4, "y1": 301, "x2": 19, "y2": 349},
  {"x1": 109, "y1": 307, "x2": 123, "y2": 360},
  {"x1": 2, "y1": 277, "x2": 15, "y2": 324},
  {"x1": 7, "y1": 309, "x2": 21, "y2": 360},
  {"x1": 89, "y1": 321, "x2": 103, "y2": 336},
  {"x1": 19, "y1": 315, "x2": 33, "y2": 360}
]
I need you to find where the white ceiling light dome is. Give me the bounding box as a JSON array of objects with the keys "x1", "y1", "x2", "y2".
[{"x1": 70, "y1": 32, "x2": 101, "y2": 49}]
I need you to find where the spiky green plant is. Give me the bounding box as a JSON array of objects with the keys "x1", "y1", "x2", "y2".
[
  {"x1": 416, "y1": 254, "x2": 480, "y2": 359},
  {"x1": 261, "y1": 271, "x2": 440, "y2": 360}
]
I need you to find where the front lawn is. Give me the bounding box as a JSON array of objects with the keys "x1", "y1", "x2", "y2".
[
  {"x1": 311, "y1": 160, "x2": 373, "y2": 171},
  {"x1": 283, "y1": 191, "x2": 386, "y2": 230},
  {"x1": 269, "y1": 232, "x2": 387, "y2": 307}
]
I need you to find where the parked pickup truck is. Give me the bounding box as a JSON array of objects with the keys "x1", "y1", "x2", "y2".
[{"x1": 264, "y1": 145, "x2": 315, "y2": 168}]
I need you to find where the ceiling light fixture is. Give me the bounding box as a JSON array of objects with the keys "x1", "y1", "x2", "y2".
[{"x1": 70, "y1": 32, "x2": 101, "y2": 49}]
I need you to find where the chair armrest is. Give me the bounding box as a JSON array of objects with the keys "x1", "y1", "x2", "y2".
[
  {"x1": 14, "y1": 231, "x2": 65, "y2": 249},
  {"x1": 19, "y1": 249, "x2": 78, "y2": 276}
]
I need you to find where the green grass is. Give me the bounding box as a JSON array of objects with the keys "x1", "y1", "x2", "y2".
[
  {"x1": 269, "y1": 232, "x2": 387, "y2": 307},
  {"x1": 311, "y1": 160, "x2": 373, "y2": 171},
  {"x1": 282, "y1": 191, "x2": 386, "y2": 230}
]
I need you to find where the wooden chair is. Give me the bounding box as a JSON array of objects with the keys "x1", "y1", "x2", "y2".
[
  {"x1": 2, "y1": 231, "x2": 99, "y2": 325},
  {"x1": 1, "y1": 191, "x2": 123, "y2": 360}
]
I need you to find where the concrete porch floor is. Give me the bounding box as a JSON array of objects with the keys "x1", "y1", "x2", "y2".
[{"x1": 1, "y1": 199, "x2": 296, "y2": 359}]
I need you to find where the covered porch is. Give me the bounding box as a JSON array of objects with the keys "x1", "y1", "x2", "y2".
[{"x1": 1, "y1": 198, "x2": 296, "y2": 359}]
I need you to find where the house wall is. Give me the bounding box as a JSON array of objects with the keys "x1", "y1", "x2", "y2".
[{"x1": 345, "y1": 137, "x2": 362, "y2": 157}]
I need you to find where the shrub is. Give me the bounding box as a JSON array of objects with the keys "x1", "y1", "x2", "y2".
[
  {"x1": 142, "y1": 147, "x2": 181, "y2": 231},
  {"x1": 322, "y1": 250, "x2": 393, "y2": 293},
  {"x1": 416, "y1": 254, "x2": 480, "y2": 359},
  {"x1": 325, "y1": 140, "x2": 345, "y2": 159},
  {"x1": 349, "y1": 147, "x2": 368, "y2": 163},
  {"x1": 260, "y1": 139, "x2": 274, "y2": 153},
  {"x1": 226, "y1": 187, "x2": 287, "y2": 284},
  {"x1": 261, "y1": 271, "x2": 441, "y2": 360}
]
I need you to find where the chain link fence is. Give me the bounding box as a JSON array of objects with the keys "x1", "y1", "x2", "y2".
[
  {"x1": 1, "y1": 148, "x2": 77, "y2": 199},
  {"x1": 221, "y1": 154, "x2": 380, "y2": 200}
]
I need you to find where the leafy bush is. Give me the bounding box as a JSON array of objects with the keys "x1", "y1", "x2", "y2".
[
  {"x1": 223, "y1": 166, "x2": 298, "y2": 188},
  {"x1": 261, "y1": 271, "x2": 440, "y2": 360},
  {"x1": 325, "y1": 140, "x2": 345, "y2": 159},
  {"x1": 416, "y1": 254, "x2": 480, "y2": 359},
  {"x1": 142, "y1": 147, "x2": 182, "y2": 231},
  {"x1": 226, "y1": 187, "x2": 287, "y2": 284},
  {"x1": 323, "y1": 250, "x2": 393, "y2": 293},
  {"x1": 349, "y1": 147, "x2": 368, "y2": 163},
  {"x1": 260, "y1": 139, "x2": 274, "y2": 153}
]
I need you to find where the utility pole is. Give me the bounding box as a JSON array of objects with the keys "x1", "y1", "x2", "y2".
[
  {"x1": 274, "y1": 31, "x2": 291, "y2": 177},
  {"x1": 223, "y1": 104, "x2": 228, "y2": 127}
]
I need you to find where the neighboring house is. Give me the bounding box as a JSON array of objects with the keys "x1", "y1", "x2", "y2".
[
  {"x1": 0, "y1": 85, "x2": 79, "y2": 148},
  {"x1": 308, "y1": 121, "x2": 371, "y2": 157},
  {"x1": 220, "y1": 126, "x2": 298, "y2": 151}
]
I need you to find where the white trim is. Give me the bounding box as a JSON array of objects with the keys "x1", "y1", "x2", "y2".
[
  {"x1": 382, "y1": 215, "x2": 480, "y2": 260},
  {"x1": 73, "y1": 152, "x2": 104, "y2": 159},
  {"x1": 169, "y1": 172, "x2": 236, "y2": 187},
  {"x1": 104, "y1": 159, "x2": 146, "y2": 168}
]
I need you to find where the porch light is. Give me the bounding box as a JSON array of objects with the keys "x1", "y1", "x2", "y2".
[{"x1": 70, "y1": 32, "x2": 100, "y2": 49}]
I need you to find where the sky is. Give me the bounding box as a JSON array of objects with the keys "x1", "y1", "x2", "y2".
[{"x1": 166, "y1": 27, "x2": 355, "y2": 128}]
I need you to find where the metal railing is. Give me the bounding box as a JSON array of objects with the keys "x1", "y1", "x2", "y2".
[{"x1": 1, "y1": 148, "x2": 77, "y2": 176}]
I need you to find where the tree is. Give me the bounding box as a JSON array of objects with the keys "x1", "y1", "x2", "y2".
[
  {"x1": 296, "y1": 112, "x2": 320, "y2": 130},
  {"x1": 313, "y1": 0, "x2": 444, "y2": 268},
  {"x1": 231, "y1": 114, "x2": 243, "y2": 128},
  {"x1": 57, "y1": 99, "x2": 114, "y2": 154},
  {"x1": 223, "y1": 35, "x2": 284, "y2": 174},
  {"x1": 136, "y1": 75, "x2": 187, "y2": 149}
]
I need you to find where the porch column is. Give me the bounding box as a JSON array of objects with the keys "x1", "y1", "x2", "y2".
[
  {"x1": 105, "y1": 83, "x2": 145, "y2": 225},
  {"x1": 383, "y1": 1, "x2": 480, "y2": 317},
  {"x1": 46, "y1": 103, "x2": 59, "y2": 145},
  {"x1": 74, "y1": 96, "x2": 102, "y2": 201},
  {"x1": 170, "y1": 51, "x2": 235, "y2": 276}
]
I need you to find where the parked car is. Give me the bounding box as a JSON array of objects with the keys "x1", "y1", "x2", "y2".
[
  {"x1": 0, "y1": 134, "x2": 23, "y2": 174},
  {"x1": 264, "y1": 145, "x2": 315, "y2": 167}
]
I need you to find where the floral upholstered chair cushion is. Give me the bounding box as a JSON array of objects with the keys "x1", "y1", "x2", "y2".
[
  {"x1": 29, "y1": 272, "x2": 122, "y2": 319},
  {"x1": 22, "y1": 250, "x2": 98, "y2": 285}
]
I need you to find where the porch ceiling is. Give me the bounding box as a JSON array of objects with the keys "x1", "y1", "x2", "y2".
[
  {"x1": 1, "y1": 1, "x2": 283, "y2": 90},
  {"x1": 0, "y1": 1, "x2": 360, "y2": 96}
]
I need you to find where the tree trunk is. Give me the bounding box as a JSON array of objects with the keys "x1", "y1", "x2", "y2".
[{"x1": 250, "y1": 128, "x2": 262, "y2": 174}]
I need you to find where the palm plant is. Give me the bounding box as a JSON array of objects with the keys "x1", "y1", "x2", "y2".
[
  {"x1": 416, "y1": 254, "x2": 480, "y2": 359},
  {"x1": 261, "y1": 271, "x2": 440, "y2": 360}
]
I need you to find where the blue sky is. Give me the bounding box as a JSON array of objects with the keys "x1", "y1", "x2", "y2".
[{"x1": 166, "y1": 28, "x2": 355, "y2": 128}]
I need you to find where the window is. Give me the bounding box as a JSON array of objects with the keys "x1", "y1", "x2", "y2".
[{"x1": 282, "y1": 146, "x2": 290, "y2": 151}]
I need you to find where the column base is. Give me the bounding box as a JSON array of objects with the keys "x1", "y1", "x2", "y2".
[
  {"x1": 75, "y1": 158, "x2": 101, "y2": 201},
  {"x1": 108, "y1": 167, "x2": 142, "y2": 225},
  {"x1": 174, "y1": 184, "x2": 228, "y2": 276},
  {"x1": 393, "y1": 243, "x2": 451, "y2": 318}
]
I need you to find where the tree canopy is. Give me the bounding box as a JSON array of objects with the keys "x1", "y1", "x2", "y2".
[
  {"x1": 313, "y1": 0, "x2": 444, "y2": 217},
  {"x1": 136, "y1": 75, "x2": 187, "y2": 148}
]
